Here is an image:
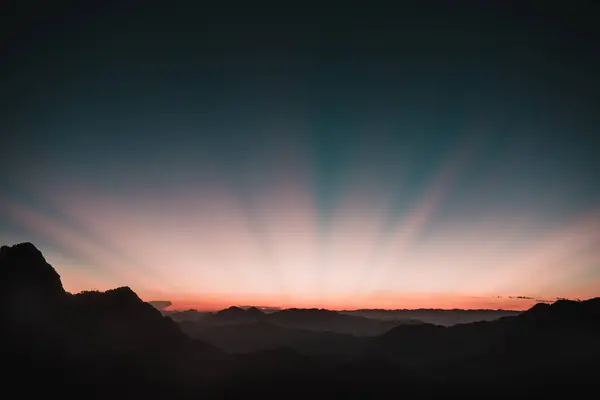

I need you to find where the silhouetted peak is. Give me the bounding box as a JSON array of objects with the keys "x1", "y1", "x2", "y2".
[
  {"x1": 526, "y1": 299, "x2": 578, "y2": 315},
  {"x1": 1, "y1": 241, "x2": 38, "y2": 255},
  {"x1": 1, "y1": 242, "x2": 50, "y2": 268},
  {"x1": 548, "y1": 299, "x2": 579, "y2": 313},
  {"x1": 218, "y1": 306, "x2": 245, "y2": 315},
  {"x1": 212, "y1": 306, "x2": 265, "y2": 323},
  {"x1": 520, "y1": 297, "x2": 600, "y2": 326},
  {"x1": 551, "y1": 298, "x2": 600, "y2": 316},
  {"x1": 275, "y1": 308, "x2": 340, "y2": 320},
  {"x1": 72, "y1": 286, "x2": 147, "y2": 312},
  {"x1": 0, "y1": 242, "x2": 65, "y2": 303},
  {"x1": 581, "y1": 297, "x2": 600, "y2": 310},
  {"x1": 246, "y1": 306, "x2": 264, "y2": 316},
  {"x1": 526, "y1": 302, "x2": 551, "y2": 314},
  {"x1": 105, "y1": 286, "x2": 142, "y2": 300},
  {"x1": 68, "y1": 286, "x2": 191, "y2": 352}
]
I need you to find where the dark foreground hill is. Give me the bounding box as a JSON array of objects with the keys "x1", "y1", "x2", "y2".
[
  {"x1": 0, "y1": 243, "x2": 229, "y2": 396},
  {"x1": 2, "y1": 242, "x2": 600, "y2": 398}
]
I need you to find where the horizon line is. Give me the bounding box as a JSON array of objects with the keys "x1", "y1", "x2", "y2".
[{"x1": 162, "y1": 304, "x2": 528, "y2": 313}]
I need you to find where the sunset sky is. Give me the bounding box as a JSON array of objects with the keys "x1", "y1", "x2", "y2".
[{"x1": 2, "y1": 3, "x2": 599, "y2": 311}]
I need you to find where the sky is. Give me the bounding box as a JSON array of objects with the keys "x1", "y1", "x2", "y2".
[{"x1": 2, "y1": 2, "x2": 599, "y2": 311}]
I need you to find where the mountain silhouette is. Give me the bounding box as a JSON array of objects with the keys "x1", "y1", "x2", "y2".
[
  {"x1": 1, "y1": 242, "x2": 68, "y2": 362},
  {"x1": 1, "y1": 242, "x2": 65, "y2": 315},
  {"x1": 2, "y1": 241, "x2": 599, "y2": 397},
  {"x1": 341, "y1": 308, "x2": 521, "y2": 326},
  {"x1": 0, "y1": 242, "x2": 227, "y2": 397},
  {"x1": 264, "y1": 307, "x2": 402, "y2": 335},
  {"x1": 184, "y1": 305, "x2": 415, "y2": 336},
  {"x1": 164, "y1": 308, "x2": 211, "y2": 322},
  {"x1": 365, "y1": 296, "x2": 600, "y2": 384},
  {"x1": 212, "y1": 305, "x2": 264, "y2": 323},
  {"x1": 246, "y1": 306, "x2": 265, "y2": 318}
]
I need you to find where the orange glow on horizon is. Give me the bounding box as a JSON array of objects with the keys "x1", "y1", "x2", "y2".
[{"x1": 133, "y1": 291, "x2": 572, "y2": 312}]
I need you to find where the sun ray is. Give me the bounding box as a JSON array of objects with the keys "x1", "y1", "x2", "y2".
[{"x1": 361, "y1": 131, "x2": 484, "y2": 294}]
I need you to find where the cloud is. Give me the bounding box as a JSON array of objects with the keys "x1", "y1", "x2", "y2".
[
  {"x1": 508, "y1": 296, "x2": 534, "y2": 300},
  {"x1": 148, "y1": 300, "x2": 172, "y2": 310}
]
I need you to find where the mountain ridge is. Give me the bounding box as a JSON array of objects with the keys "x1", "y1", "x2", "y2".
[{"x1": 2, "y1": 241, "x2": 599, "y2": 396}]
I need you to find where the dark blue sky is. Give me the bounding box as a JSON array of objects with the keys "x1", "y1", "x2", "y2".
[{"x1": 1, "y1": 2, "x2": 599, "y2": 309}]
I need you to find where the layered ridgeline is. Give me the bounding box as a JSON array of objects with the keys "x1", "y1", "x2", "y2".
[
  {"x1": 1, "y1": 242, "x2": 599, "y2": 398},
  {"x1": 164, "y1": 305, "x2": 517, "y2": 356}
]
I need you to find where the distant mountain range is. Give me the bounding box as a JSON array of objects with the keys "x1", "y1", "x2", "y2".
[
  {"x1": 2, "y1": 242, "x2": 600, "y2": 398},
  {"x1": 162, "y1": 305, "x2": 521, "y2": 328},
  {"x1": 340, "y1": 308, "x2": 522, "y2": 325},
  {"x1": 167, "y1": 305, "x2": 421, "y2": 336}
]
